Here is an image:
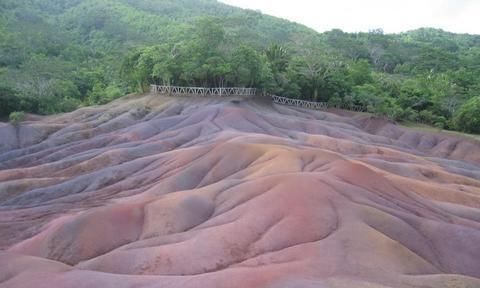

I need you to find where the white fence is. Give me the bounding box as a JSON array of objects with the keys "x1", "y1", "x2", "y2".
[
  {"x1": 270, "y1": 94, "x2": 366, "y2": 112},
  {"x1": 151, "y1": 85, "x2": 257, "y2": 97}
]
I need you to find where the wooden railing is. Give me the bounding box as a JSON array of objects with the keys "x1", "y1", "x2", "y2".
[
  {"x1": 151, "y1": 85, "x2": 257, "y2": 97},
  {"x1": 270, "y1": 94, "x2": 366, "y2": 112},
  {"x1": 151, "y1": 85, "x2": 366, "y2": 112}
]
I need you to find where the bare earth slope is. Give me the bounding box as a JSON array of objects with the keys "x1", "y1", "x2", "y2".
[{"x1": 1, "y1": 94, "x2": 480, "y2": 288}]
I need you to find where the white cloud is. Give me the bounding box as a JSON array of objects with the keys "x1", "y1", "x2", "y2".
[{"x1": 219, "y1": 0, "x2": 480, "y2": 34}]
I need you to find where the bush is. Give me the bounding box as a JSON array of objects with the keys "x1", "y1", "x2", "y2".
[
  {"x1": 0, "y1": 86, "x2": 20, "y2": 117},
  {"x1": 371, "y1": 97, "x2": 403, "y2": 121},
  {"x1": 9, "y1": 111, "x2": 26, "y2": 125},
  {"x1": 351, "y1": 84, "x2": 384, "y2": 107},
  {"x1": 58, "y1": 97, "x2": 82, "y2": 112},
  {"x1": 453, "y1": 96, "x2": 480, "y2": 134},
  {"x1": 86, "y1": 83, "x2": 123, "y2": 105},
  {"x1": 401, "y1": 107, "x2": 418, "y2": 122},
  {"x1": 433, "y1": 116, "x2": 447, "y2": 129},
  {"x1": 104, "y1": 84, "x2": 123, "y2": 102},
  {"x1": 418, "y1": 110, "x2": 434, "y2": 124},
  {"x1": 328, "y1": 96, "x2": 342, "y2": 108}
]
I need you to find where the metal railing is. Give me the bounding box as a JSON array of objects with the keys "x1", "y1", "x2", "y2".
[{"x1": 270, "y1": 94, "x2": 366, "y2": 112}]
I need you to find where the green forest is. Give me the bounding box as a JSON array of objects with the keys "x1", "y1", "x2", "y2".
[{"x1": 1, "y1": 0, "x2": 480, "y2": 133}]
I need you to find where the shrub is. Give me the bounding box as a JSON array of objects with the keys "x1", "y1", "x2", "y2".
[
  {"x1": 433, "y1": 116, "x2": 447, "y2": 129},
  {"x1": 401, "y1": 107, "x2": 418, "y2": 122},
  {"x1": 86, "y1": 83, "x2": 123, "y2": 105},
  {"x1": 327, "y1": 96, "x2": 342, "y2": 108},
  {"x1": 0, "y1": 86, "x2": 20, "y2": 117},
  {"x1": 58, "y1": 97, "x2": 82, "y2": 112},
  {"x1": 9, "y1": 111, "x2": 26, "y2": 125},
  {"x1": 418, "y1": 110, "x2": 434, "y2": 124},
  {"x1": 453, "y1": 96, "x2": 480, "y2": 134}
]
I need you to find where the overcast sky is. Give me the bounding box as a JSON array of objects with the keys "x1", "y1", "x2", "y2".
[{"x1": 220, "y1": 0, "x2": 480, "y2": 34}]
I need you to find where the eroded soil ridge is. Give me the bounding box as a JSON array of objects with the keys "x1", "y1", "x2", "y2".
[{"x1": 1, "y1": 94, "x2": 480, "y2": 288}]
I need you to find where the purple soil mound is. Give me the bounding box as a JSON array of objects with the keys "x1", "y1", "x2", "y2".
[{"x1": 1, "y1": 94, "x2": 480, "y2": 288}]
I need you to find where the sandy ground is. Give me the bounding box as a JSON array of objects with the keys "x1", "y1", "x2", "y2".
[{"x1": 1, "y1": 94, "x2": 480, "y2": 288}]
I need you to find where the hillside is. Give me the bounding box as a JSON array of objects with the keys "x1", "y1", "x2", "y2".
[
  {"x1": 1, "y1": 94, "x2": 480, "y2": 287},
  {"x1": 1, "y1": 0, "x2": 480, "y2": 133}
]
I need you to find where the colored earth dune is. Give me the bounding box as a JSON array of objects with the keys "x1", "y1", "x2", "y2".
[{"x1": 1, "y1": 94, "x2": 480, "y2": 288}]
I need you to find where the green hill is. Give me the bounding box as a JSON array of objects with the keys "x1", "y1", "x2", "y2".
[{"x1": 1, "y1": 0, "x2": 479, "y2": 133}]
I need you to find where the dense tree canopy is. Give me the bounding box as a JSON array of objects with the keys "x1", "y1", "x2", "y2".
[
  {"x1": 453, "y1": 97, "x2": 480, "y2": 134},
  {"x1": 1, "y1": 0, "x2": 480, "y2": 133}
]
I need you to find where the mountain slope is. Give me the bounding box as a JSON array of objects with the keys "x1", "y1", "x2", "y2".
[{"x1": 0, "y1": 0, "x2": 317, "y2": 113}]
